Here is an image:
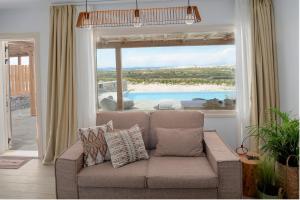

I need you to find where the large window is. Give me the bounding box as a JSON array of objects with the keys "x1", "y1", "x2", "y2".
[{"x1": 96, "y1": 42, "x2": 236, "y2": 111}]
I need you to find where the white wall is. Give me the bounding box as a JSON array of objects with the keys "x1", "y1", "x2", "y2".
[
  {"x1": 0, "y1": 1, "x2": 50, "y2": 154},
  {"x1": 96, "y1": 0, "x2": 235, "y2": 36},
  {"x1": 273, "y1": 0, "x2": 299, "y2": 117},
  {"x1": 0, "y1": 0, "x2": 239, "y2": 152},
  {"x1": 95, "y1": 0, "x2": 239, "y2": 148},
  {"x1": 205, "y1": 115, "x2": 238, "y2": 148}
]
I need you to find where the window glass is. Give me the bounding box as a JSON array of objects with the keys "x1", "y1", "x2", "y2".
[
  {"x1": 9, "y1": 57, "x2": 18, "y2": 65},
  {"x1": 97, "y1": 45, "x2": 236, "y2": 111},
  {"x1": 21, "y1": 56, "x2": 29, "y2": 65},
  {"x1": 96, "y1": 49, "x2": 118, "y2": 111}
]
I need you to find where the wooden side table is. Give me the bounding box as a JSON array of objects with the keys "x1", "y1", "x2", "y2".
[{"x1": 240, "y1": 154, "x2": 260, "y2": 197}]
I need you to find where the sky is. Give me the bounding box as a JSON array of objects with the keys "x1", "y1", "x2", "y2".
[
  {"x1": 97, "y1": 45, "x2": 236, "y2": 69},
  {"x1": 9, "y1": 56, "x2": 29, "y2": 65}
]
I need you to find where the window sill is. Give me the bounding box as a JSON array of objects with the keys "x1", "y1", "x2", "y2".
[
  {"x1": 201, "y1": 110, "x2": 236, "y2": 118},
  {"x1": 104, "y1": 109, "x2": 237, "y2": 118}
]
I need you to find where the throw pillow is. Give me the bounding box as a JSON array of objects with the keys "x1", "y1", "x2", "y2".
[
  {"x1": 78, "y1": 121, "x2": 113, "y2": 167},
  {"x1": 104, "y1": 124, "x2": 149, "y2": 168},
  {"x1": 155, "y1": 127, "x2": 204, "y2": 157}
]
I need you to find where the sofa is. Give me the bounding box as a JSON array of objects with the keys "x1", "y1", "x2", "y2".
[{"x1": 55, "y1": 110, "x2": 242, "y2": 199}]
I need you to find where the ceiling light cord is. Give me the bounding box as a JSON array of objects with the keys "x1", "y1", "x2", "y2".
[
  {"x1": 136, "y1": 0, "x2": 138, "y2": 9},
  {"x1": 85, "y1": 0, "x2": 88, "y2": 13}
]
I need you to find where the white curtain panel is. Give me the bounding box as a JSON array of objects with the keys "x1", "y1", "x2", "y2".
[
  {"x1": 75, "y1": 6, "x2": 97, "y2": 129},
  {"x1": 235, "y1": 0, "x2": 252, "y2": 145}
]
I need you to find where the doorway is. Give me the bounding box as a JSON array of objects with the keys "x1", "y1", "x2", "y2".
[
  {"x1": 8, "y1": 40, "x2": 37, "y2": 152},
  {"x1": 0, "y1": 35, "x2": 41, "y2": 158}
]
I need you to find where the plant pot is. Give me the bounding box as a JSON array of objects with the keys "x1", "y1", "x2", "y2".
[
  {"x1": 286, "y1": 165, "x2": 299, "y2": 198},
  {"x1": 257, "y1": 187, "x2": 281, "y2": 199},
  {"x1": 276, "y1": 161, "x2": 287, "y2": 192},
  {"x1": 276, "y1": 160, "x2": 299, "y2": 199}
]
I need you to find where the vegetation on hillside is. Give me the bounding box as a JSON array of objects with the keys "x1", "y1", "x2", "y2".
[{"x1": 97, "y1": 67, "x2": 235, "y2": 86}]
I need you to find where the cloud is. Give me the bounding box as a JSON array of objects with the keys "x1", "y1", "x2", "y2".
[{"x1": 98, "y1": 45, "x2": 236, "y2": 68}]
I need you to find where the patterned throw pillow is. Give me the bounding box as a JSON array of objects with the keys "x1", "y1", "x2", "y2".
[
  {"x1": 104, "y1": 124, "x2": 149, "y2": 168},
  {"x1": 78, "y1": 121, "x2": 113, "y2": 167}
]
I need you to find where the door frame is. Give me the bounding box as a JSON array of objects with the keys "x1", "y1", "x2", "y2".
[
  {"x1": 0, "y1": 33, "x2": 43, "y2": 158},
  {"x1": 0, "y1": 41, "x2": 10, "y2": 154}
]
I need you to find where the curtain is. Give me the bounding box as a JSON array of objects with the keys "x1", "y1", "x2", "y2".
[
  {"x1": 75, "y1": 6, "x2": 97, "y2": 128},
  {"x1": 43, "y1": 5, "x2": 77, "y2": 164},
  {"x1": 250, "y1": 0, "x2": 280, "y2": 151},
  {"x1": 235, "y1": 0, "x2": 252, "y2": 146}
]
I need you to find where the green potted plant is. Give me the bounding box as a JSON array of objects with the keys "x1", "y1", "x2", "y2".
[
  {"x1": 256, "y1": 157, "x2": 282, "y2": 199},
  {"x1": 248, "y1": 108, "x2": 299, "y2": 198}
]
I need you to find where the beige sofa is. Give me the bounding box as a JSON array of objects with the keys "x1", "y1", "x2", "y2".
[{"x1": 55, "y1": 111, "x2": 242, "y2": 199}]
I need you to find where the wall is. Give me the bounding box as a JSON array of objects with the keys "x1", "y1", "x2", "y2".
[
  {"x1": 0, "y1": 1, "x2": 50, "y2": 154},
  {"x1": 95, "y1": 0, "x2": 238, "y2": 148},
  {"x1": 205, "y1": 115, "x2": 238, "y2": 148},
  {"x1": 273, "y1": 0, "x2": 299, "y2": 117},
  {"x1": 0, "y1": 0, "x2": 239, "y2": 153},
  {"x1": 95, "y1": 0, "x2": 235, "y2": 36}
]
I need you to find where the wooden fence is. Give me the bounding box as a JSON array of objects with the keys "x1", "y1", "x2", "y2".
[{"x1": 9, "y1": 65, "x2": 31, "y2": 96}]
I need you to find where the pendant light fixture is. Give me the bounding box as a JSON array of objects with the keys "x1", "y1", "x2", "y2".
[
  {"x1": 133, "y1": 0, "x2": 143, "y2": 28},
  {"x1": 77, "y1": 0, "x2": 91, "y2": 28},
  {"x1": 76, "y1": 0, "x2": 202, "y2": 28},
  {"x1": 185, "y1": 0, "x2": 194, "y2": 25}
]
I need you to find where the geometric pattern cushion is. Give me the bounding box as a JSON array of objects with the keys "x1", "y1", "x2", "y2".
[
  {"x1": 104, "y1": 124, "x2": 149, "y2": 168},
  {"x1": 78, "y1": 121, "x2": 113, "y2": 167}
]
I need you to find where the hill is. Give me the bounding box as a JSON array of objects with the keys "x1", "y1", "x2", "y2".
[{"x1": 97, "y1": 67, "x2": 235, "y2": 86}]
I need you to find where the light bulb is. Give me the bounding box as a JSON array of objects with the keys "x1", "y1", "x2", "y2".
[
  {"x1": 133, "y1": 17, "x2": 143, "y2": 28},
  {"x1": 83, "y1": 12, "x2": 91, "y2": 29},
  {"x1": 133, "y1": 9, "x2": 143, "y2": 28},
  {"x1": 185, "y1": 13, "x2": 194, "y2": 25},
  {"x1": 83, "y1": 18, "x2": 91, "y2": 28},
  {"x1": 185, "y1": 6, "x2": 194, "y2": 25}
]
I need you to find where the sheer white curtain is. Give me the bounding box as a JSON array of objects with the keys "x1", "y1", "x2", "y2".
[
  {"x1": 235, "y1": 0, "x2": 253, "y2": 145},
  {"x1": 75, "y1": 6, "x2": 97, "y2": 129}
]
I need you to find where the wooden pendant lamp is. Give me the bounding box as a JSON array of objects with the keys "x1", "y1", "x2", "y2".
[{"x1": 76, "y1": 0, "x2": 202, "y2": 28}]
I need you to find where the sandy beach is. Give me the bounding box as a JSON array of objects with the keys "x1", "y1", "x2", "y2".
[{"x1": 127, "y1": 83, "x2": 235, "y2": 92}]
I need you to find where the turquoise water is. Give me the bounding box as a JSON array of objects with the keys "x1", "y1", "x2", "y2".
[{"x1": 124, "y1": 91, "x2": 235, "y2": 101}]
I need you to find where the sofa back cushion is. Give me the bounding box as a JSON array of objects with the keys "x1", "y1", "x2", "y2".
[
  {"x1": 97, "y1": 111, "x2": 150, "y2": 149},
  {"x1": 155, "y1": 127, "x2": 204, "y2": 157},
  {"x1": 149, "y1": 110, "x2": 204, "y2": 149}
]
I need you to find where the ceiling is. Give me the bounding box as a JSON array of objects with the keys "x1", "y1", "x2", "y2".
[
  {"x1": 0, "y1": 0, "x2": 189, "y2": 10},
  {"x1": 0, "y1": 0, "x2": 178, "y2": 10},
  {"x1": 49, "y1": 0, "x2": 176, "y2": 5},
  {"x1": 0, "y1": 0, "x2": 47, "y2": 10}
]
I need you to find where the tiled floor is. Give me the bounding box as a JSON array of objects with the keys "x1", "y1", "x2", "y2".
[
  {"x1": 10, "y1": 108, "x2": 37, "y2": 151},
  {"x1": 0, "y1": 159, "x2": 55, "y2": 199}
]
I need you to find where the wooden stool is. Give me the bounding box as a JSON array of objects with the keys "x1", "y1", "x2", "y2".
[{"x1": 240, "y1": 153, "x2": 260, "y2": 197}]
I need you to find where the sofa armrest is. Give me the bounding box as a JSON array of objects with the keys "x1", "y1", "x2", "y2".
[
  {"x1": 55, "y1": 140, "x2": 84, "y2": 199},
  {"x1": 204, "y1": 131, "x2": 242, "y2": 199}
]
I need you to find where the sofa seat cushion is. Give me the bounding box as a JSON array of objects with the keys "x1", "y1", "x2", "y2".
[
  {"x1": 147, "y1": 156, "x2": 218, "y2": 189},
  {"x1": 78, "y1": 160, "x2": 148, "y2": 188}
]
